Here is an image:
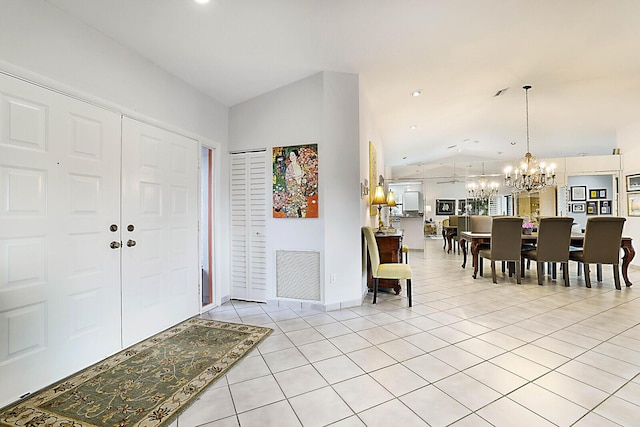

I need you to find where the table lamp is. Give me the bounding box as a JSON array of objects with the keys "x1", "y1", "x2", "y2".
[
  {"x1": 372, "y1": 185, "x2": 387, "y2": 232},
  {"x1": 386, "y1": 190, "x2": 396, "y2": 231}
]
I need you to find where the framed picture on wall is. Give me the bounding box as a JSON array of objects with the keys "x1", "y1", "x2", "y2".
[
  {"x1": 628, "y1": 193, "x2": 640, "y2": 217},
  {"x1": 570, "y1": 186, "x2": 587, "y2": 201},
  {"x1": 436, "y1": 199, "x2": 455, "y2": 215},
  {"x1": 458, "y1": 199, "x2": 467, "y2": 215},
  {"x1": 571, "y1": 203, "x2": 586, "y2": 213},
  {"x1": 599, "y1": 200, "x2": 612, "y2": 215},
  {"x1": 589, "y1": 188, "x2": 606, "y2": 199},
  {"x1": 626, "y1": 174, "x2": 640, "y2": 192},
  {"x1": 586, "y1": 201, "x2": 598, "y2": 215}
]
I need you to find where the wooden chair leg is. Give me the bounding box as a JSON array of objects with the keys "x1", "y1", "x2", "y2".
[
  {"x1": 551, "y1": 262, "x2": 557, "y2": 279},
  {"x1": 521, "y1": 257, "x2": 525, "y2": 277},
  {"x1": 516, "y1": 261, "x2": 521, "y2": 284},
  {"x1": 584, "y1": 263, "x2": 591, "y2": 288},
  {"x1": 373, "y1": 278, "x2": 379, "y2": 304},
  {"x1": 563, "y1": 262, "x2": 570, "y2": 287},
  {"x1": 613, "y1": 265, "x2": 621, "y2": 290},
  {"x1": 479, "y1": 258, "x2": 484, "y2": 276},
  {"x1": 536, "y1": 262, "x2": 543, "y2": 286},
  {"x1": 577, "y1": 262, "x2": 582, "y2": 276},
  {"x1": 501, "y1": 261, "x2": 506, "y2": 273},
  {"x1": 597, "y1": 264, "x2": 603, "y2": 282},
  {"x1": 491, "y1": 260, "x2": 497, "y2": 283},
  {"x1": 407, "y1": 278, "x2": 412, "y2": 307}
]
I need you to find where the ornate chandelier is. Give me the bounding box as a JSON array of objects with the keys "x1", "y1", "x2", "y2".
[
  {"x1": 467, "y1": 163, "x2": 499, "y2": 200},
  {"x1": 504, "y1": 85, "x2": 556, "y2": 192}
]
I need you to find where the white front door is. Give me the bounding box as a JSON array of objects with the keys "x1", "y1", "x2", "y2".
[
  {"x1": 0, "y1": 74, "x2": 122, "y2": 406},
  {"x1": 120, "y1": 118, "x2": 199, "y2": 346}
]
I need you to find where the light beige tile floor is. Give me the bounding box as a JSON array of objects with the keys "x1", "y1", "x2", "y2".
[{"x1": 176, "y1": 237, "x2": 640, "y2": 426}]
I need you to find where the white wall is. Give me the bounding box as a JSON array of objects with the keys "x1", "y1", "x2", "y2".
[
  {"x1": 0, "y1": 0, "x2": 228, "y2": 142},
  {"x1": 229, "y1": 71, "x2": 361, "y2": 309},
  {"x1": 618, "y1": 124, "x2": 640, "y2": 266}
]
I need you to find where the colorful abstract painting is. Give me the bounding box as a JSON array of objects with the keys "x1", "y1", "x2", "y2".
[{"x1": 273, "y1": 143, "x2": 318, "y2": 218}]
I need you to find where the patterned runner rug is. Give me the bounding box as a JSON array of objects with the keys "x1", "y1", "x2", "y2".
[{"x1": 0, "y1": 318, "x2": 272, "y2": 427}]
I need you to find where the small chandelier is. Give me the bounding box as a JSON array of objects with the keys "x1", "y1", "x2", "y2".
[
  {"x1": 467, "y1": 163, "x2": 499, "y2": 200},
  {"x1": 504, "y1": 85, "x2": 556, "y2": 192}
]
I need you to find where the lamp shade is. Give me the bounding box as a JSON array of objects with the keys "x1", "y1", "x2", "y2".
[
  {"x1": 386, "y1": 190, "x2": 396, "y2": 207},
  {"x1": 372, "y1": 185, "x2": 387, "y2": 205}
]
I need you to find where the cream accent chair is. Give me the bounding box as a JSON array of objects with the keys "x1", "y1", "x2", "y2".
[
  {"x1": 569, "y1": 217, "x2": 626, "y2": 289},
  {"x1": 521, "y1": 217, "x2": 574, "y2": 286},
  {"x1": 478, "y1": 217, "x2": 523, "y2": 284},
  {"x1": 362, "y1": 226, "x2": 413, "y2": 306}
]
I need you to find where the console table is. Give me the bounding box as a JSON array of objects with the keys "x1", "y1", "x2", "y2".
[{"x1": 366, "y1": 229, "x2": 403, "y2": 294}]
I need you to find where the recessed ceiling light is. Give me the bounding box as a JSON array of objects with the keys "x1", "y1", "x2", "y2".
[
  {"x1": 410, "y1": 125, "x2": 417, "y2": 130},
  {"x1": 193, "y1": 0, "x2": 210, "y2": 4},
  {"x1": 411, "y1": 90, "x2": 421, "y2": 97}
]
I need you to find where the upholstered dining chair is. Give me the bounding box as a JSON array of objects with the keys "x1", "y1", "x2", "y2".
[
  {"x1": 362, "y1": 226, "x2": 413, "y2": 306},
  {"x1": 521, "y1": 217, "x2": 574, "y2": 286},
  {"x1": 478, "y1": 217, "x2": 523, "y2": 284},
  {"x1": 469, "y1": 215, "x2": 492, "y2": 275},
  {"x1": 470, "y1": 215, "x2": 492, "y2": 233},
  {"x1": 446, "y1": 215, "x2": 459, "y2": 253},
  {"x1": 453, "y1": 215, "x2": 470, "y2": 254},
  {"x1": 569, "y1": 217, "x2": 626, "y2": 289}
]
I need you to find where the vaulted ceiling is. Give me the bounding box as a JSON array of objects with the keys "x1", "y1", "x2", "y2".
[{"x1": 47, "y1": 0, "x2": 640, "y2": 177}]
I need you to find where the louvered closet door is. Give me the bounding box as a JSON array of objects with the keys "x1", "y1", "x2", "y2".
[
  {"x1": 230, "y1": 151, "x2": 266, "y2": 302},
  {"x1": 0, "y1": 74, "x2": 122, "y2": 406},
  {"x1": 120, "y1": 118, "x2": 199, "y2": 347}
]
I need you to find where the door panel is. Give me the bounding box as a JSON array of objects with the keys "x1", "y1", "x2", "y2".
[
  {"x1": 0, "y1": 74, "x2": 122, "y2": 406},
  {"x1": 121, "y1": 118, "x2": 199, "y2": 347},
  {"x1": 230, "y1": 151, "x2": 266, "y2": 302}
]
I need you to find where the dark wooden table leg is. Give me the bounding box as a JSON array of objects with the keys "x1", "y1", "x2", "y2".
[
  {"x1": 442, "y1": 229, "x2": 447, "y2": 251},
  {"x1": 461, "y1": 239, "x2": 467, "y2": 268},
  {"x1": 621, "y1": 240, "x2": 635, "y2": 287},
  {"x1": 471, "y1": 241, "x2": 480, "y2": 279}
]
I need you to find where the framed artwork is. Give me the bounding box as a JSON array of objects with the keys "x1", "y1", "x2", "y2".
[
  {"x1": 571, "y1": 203, "x2": 586, "y2": 213},
  {"x1": 436, "y1": 199, "x2": 455, "y2": 215},
  {"x1": 458, "y1": 199, "x2": 467, "y2": 215},
  {"x1": 589, "y1": 188, "x2": 607, "y2": 199},
  {"x1": 626, "y1": 174, "x2": 640, "y2": 192},
  {"x1": 369, "y1": 142, "x2": 378, "y2": 216},
  {"x1": 586, "y1": 201, "x2": 598, "y2": 215},
  {"x1": 628, "y1": 193, "x2": 640, "y2": 217},
  {"x1": 272, "y1": 143, "x2": 318, "y2": 218},
  {"x1": 570, "y1": 186, "x2": 587, "y2": 201},
  {"x1": 599, "y1": 200, "x2": 612, "y2": 215}
]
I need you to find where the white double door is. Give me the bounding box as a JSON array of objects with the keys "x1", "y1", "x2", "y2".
[{"x1": 0, "y1": 74, "x2": 198, "y2": 406}]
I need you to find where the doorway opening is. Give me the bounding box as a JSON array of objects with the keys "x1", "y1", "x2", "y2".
[{"x1": 201, "y1": 146, "x2": 215, "y2": 307}]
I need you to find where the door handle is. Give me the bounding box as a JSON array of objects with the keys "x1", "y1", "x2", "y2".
[
  {"x1": 127, "y1": 239, "x2": 136, "y2": 247},
  {"x1": 110, "y1": 241, "x2": 121, "y2": 249}
]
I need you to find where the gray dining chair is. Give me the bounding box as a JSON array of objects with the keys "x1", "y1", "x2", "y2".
[
  {"x1": 569, "y1": 217, "x2": 626, "y2": 289},
  {"x1": 478, "y1": 217, "x2": 524, "y2": 284},
  {"x1": 454, "y1": 215, "x2": 471, "y2": 254},
  {"x1": 362, "y1": 226, "x2": 413, "y2": 306},
  {"x1": 521, "y1": 217, "x2": 574, "y2": 286}
]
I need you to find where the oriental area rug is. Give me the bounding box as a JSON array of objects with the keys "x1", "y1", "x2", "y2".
[{"x1": 0, "y1": 318, "x2": 272, "y2": 427}]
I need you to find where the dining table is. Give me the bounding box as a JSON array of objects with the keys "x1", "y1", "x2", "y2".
[{"x1": 458, "y1": 231, "x2": 635, "y2": 288}]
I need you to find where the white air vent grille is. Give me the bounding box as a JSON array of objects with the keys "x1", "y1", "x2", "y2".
[{"x1": 276, "y1": 250, "x2": 320, "y2": 301}]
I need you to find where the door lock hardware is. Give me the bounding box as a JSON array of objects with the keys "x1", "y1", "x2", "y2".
[
  {"x1": 127, "y1": 239, "x2": 136, "y2": 247},
  {"x1": 110, "y1": 224, "x2": 118, "y2": 232},
  {"x1": 110, "y1": 241, "x2": 121, "y2": 249},
  {"x1": 127, "y1": 224, "x2": 135, "y2": 232}
]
